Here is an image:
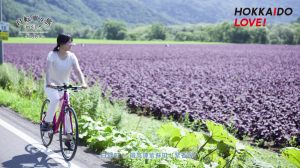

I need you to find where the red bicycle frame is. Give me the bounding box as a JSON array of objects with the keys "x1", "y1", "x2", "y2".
[{"x1": 43, "y1": 90, "x2": 73, "y2": 135}]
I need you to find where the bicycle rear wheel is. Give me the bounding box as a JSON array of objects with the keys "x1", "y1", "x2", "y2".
[
  {"x1": 40, "y1": 99, "x2": 53, "y2": 147},
  {"x1": 59, "y1": 107, "x2": 79, "y2": 161}
]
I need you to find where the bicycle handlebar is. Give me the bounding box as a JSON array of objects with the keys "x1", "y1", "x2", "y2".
[{"x1": 47, "y1": 84, "x2": 84, "y2": 91}]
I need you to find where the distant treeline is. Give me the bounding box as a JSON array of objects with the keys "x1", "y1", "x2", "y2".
[{"x1": 9, "y1": 18, "x2": 300, "y2": 44}]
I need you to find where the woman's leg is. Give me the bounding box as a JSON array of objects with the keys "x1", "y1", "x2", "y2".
[{"x1": 44, "y1": 87, "x2": 61, "y2": 123}]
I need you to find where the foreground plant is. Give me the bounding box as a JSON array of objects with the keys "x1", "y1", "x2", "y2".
[
  {"x1": 281, "y1": 147, "x2": 300, "y2": 168},
  {"x1": 79, "y1": 113, "x2": 269, "y2": 167}
]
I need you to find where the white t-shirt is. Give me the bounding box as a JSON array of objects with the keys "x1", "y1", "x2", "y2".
[{"x1": 46, "y1": 51, "x2": 79, "y2": 86}]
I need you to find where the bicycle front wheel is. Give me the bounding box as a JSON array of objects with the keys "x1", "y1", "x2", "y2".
[
  {"x1": 40, "y1": 99, "x2": 53, "y2": 147},
  {"x1": 59, "y1": 107, "x2": 79, "y2": 161}
]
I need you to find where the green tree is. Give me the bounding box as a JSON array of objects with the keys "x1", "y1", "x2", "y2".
[
  {"x1": 82, "y1": 27, "x2": 95, "y2": 39},
  {"x1": 279, "y1": 27, "x2": 294, "y2": 44},
  {"x1": 207, "y1": 22, "x2": 230, "y2": 42},
  {"x1": 269, "y1": 31, "x2": 282, "y2": 44},
  {"x1": 127, "y1": 33, "x2": 138, "y2": 41},
  {"x1": 147, "y1": 23, "x2": 166, "y2": 40},
  {"x1": 46, "y1": 24, "x2": 64, "y2": 37},
  {"x1": 94, "y1": 28, "x2": 103, "y2": 39},
  {"x1": 219, "y1": 22, "x2": 232, "y2": 42},
  {"x1": 8, "y1": 21, "x2": 19, "y2": 37},
  {"x1": 194, "y1": 31, "x2": 210, "y2": 41},
  {"x1": 292, "y1": 24, "x2": 300, "y2": 44},
  {"x1": 175, "y1": 31, "x2": 193, "y2": 41},
  {"x1": 103, "y1": 20, "x2": 127, "y2": 40},
  {"x1": 268, "y1": 25, "x2": 294, "y2": 44},
  {"x1": 249, "y1": 28, "x2": 268, "y2": 44},
  {"x1": 228, "y1": 27, "x2": 251, "y2": 43}
]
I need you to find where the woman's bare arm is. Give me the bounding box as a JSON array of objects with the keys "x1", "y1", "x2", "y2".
[
  {"x1": 73, "y1": 61, "x2": 87, "y2": 87},
  {"x1": 45, "y1": 59, "x2": 51, "y2": 86}
]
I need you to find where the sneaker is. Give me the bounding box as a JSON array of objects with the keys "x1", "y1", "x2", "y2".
[
  {"x1": 40, "y1": 122, "x2": 52, "y2": 131},
  {"x1": 64, "y1": 140, "x2": 75, "y2": 151}
]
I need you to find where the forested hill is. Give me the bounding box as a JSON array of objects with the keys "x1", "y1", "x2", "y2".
[{"x1": 4, "y1": 0, "x2": 300, "y2": 27}]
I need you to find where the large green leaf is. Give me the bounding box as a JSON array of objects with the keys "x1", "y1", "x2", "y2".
[
  {"x1": 113, "y1": 134, "x2": 132, "y2": 144},
  {"x1": 170, "y1": 136, "x2": 181, "y2": 147},
  {"x1": 157, "y1": 122, "x2": 182, "y2": 141},
  {"x1": 176, "y1": 132, "x2": 199, "y2": 150},
  {"x1": 201, "y1": 133, "x2": 218, "y2": 150},
  {"x1": 216, "y1": 141, "x2": 231, "y2": 158},
  {"x1": 210, "y1": 152, "x2": 226, "y2": 168},
  {"x1": 281, "y1": 147, "x2": 300, "y2": 168},
  {"x1": 205, "y1": 120, "x2": 237, "y2": 147},
  {"x1": 97, "y1": 135, "x2": 107, "y2": 142},
  {"x1": 195, "y1": 132, "x2": 206, "y2": 144}
]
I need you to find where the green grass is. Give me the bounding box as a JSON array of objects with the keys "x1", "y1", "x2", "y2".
[
  {"x1": 0, "y1": 88, "x2": 295, "y2": 167},
  {"x1": 118, "y1": 112, "x2": 166, "y2": 143},
  {"x1": 0, "y1": 89, "x2": 41, "y2": 123},
  {"x1": 251, "y1": 147, "x2": 295, "y2": 167},
  {"x1": 5, "y1": 37, "x2": 223, "y2": 44}
]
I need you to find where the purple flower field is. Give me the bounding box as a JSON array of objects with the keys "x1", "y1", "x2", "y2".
[{"x1": 4, "y1": 43, "x2": 300, "y2": 146}]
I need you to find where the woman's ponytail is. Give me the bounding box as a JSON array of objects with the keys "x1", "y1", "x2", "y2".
[{"x1": 53, "y1": 45, "x2": 59, "y2": 51}]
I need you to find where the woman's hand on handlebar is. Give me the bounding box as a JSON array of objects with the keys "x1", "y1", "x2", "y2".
[
  {"x1": 82, "y1": 83, "x2": 88, "y2": 89},
  {"x1": 46, "y1": 83, "x2": 58, "y2": 89}
]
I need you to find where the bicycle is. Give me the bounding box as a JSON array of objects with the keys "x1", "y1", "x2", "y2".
[{"x1": 40, "y1": 84, "x2": 83, "y2": 161}]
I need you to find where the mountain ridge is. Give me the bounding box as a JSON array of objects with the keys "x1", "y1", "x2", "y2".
[{"x1": 4, "y1": 0, "x2": 300, "y2": 27}]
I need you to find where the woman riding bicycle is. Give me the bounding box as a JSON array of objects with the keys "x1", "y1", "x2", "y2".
[{"x1": 41, "y1": 33, "x2": 87, "y2": 148}]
